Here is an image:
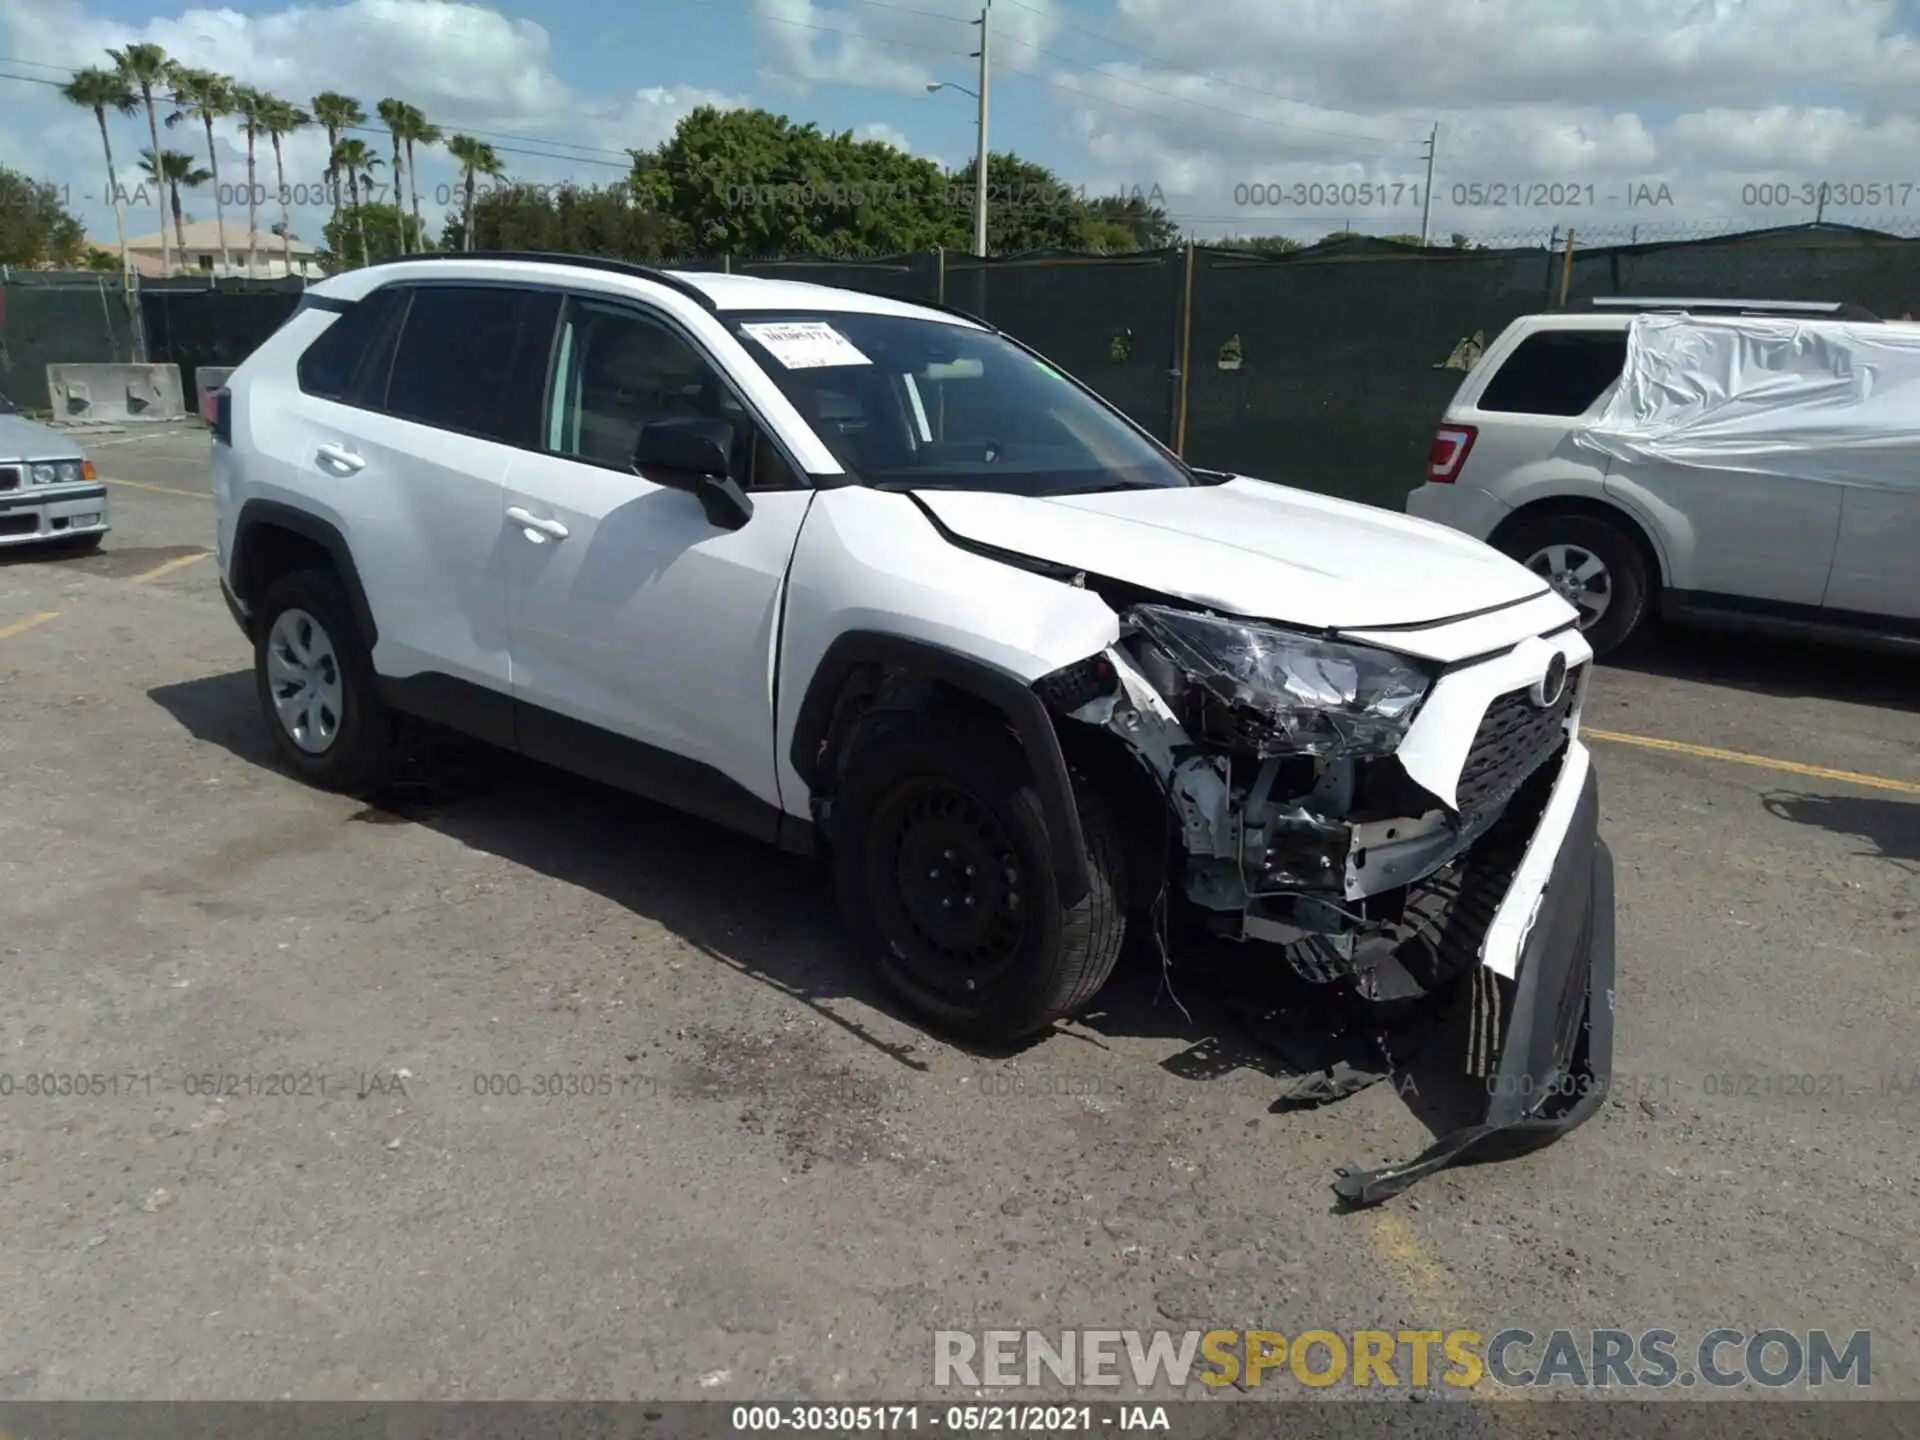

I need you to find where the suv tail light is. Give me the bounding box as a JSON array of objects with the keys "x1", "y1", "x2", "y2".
[
  {"x1": 212, "y1": 388, "x2": 233, "y2": 446},
  {"x1": 1427, "y1": 423, "x2": 1477, "y2": 483}
]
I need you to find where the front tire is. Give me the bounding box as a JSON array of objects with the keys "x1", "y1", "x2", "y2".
[
  {"x1": 1497, "y1": 512, "x2": 1653, "y2": 657},
  {"x1": 834, "y1": 722, "x2": 1126, "y2": 1044},
  {"x1": 252, "y1": 568, "x2": 393, "y2": 791}
]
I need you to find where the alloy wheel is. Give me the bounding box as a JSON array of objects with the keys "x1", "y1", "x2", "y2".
[{"x1": 1526, "y1": 543, "x2": 1613, "y2": 629}]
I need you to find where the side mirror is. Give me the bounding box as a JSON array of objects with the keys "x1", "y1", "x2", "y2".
[{"x1": 633, "y1": 417, "x2": 754, "y2": 531}]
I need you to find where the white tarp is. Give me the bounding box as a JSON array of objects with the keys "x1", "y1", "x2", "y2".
[{"x1": 1573, "y1": 312, "x2": 1920, "y2": 489}]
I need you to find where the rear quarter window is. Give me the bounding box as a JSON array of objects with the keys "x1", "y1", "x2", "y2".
[
  {"x1": 295, "y1": 288, "x2": 407, "y2": 404},
  {"x1": 1473, "y1": 330, "x2": 1628, "y2": 417}
]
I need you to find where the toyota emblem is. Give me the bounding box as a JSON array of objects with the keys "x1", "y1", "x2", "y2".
[{"x1": 1531, "y1": 652, "x2": 1569, "y2": 709}]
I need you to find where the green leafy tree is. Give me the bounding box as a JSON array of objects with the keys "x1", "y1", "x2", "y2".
[
  {"x1": 261, "y1": 97, "x2": 311, "y2": 274},
  {"x1": 138, "y1": 147, "x2": 212, "y2": 258},
  {"x1": 109, "y1": 42, "x2": 174, "y2": 273},
  {"x1": 0, "y1": 166, "x2": 86, "y2": 266},
  {"x1": 376, "y1": 98, "x2": 410, "y2": 248},
  {"x1": 328, "y1": 139, "x2": 382, "y2": 267},
  {"x1": 230, "y1": 86, "x2": 274, "y2": 274},
  {"x1": 397, "y1": 104, "x2": 441, "y2": 253},
  {"x1": 1216, "y1": 233, "x2": 1302, "y2": 253},
  {"x1": 441, "y1": 181, "x2": 675, "y2": 259},
  {"x1": 60, "y1": 66, "x2": 138, "y2": 279},
  {"x1": 322, "y1": 201, "x2": 423, "y2": 268},
  {"x1": 1080, "y1": 190, "x2": 1179, "y2": 252},
  {"x1": 632, "y1": 106, "x2": 961, "y2": 258},
  {"x1": 446, "y1": 134, "x2": 504, "y2": 251},
  {"x1": 311, "y1": 92, "x2": 366, "y2": 241},
  {"x1": 166, "y1": 66, "x2": 235, "y2": 273}
]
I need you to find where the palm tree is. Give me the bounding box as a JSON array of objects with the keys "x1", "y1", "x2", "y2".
[
  {"x1": 446, "y1": 134, "x2": 503, "y2": 252},
  {"x1": 165, "y1": 66, "x2": 235, "y2": 275},
  {"x1": 330, "y1": 139, "x2": 381, "y2": 267},
  {"x1": 400, "y1": 104, "x2": 441, "y2": 253},
  {"x1": 60, "y1": 67, "x2": 138, "y2": 283},
  {"x1": 230, "y1": 86, "x2": 271, "y2": 276},
  {"x1": 311, "y1": 92, "x2": 365, "y2": 242},
  {"x1": 261, "y1": 98, "x2": 311, "y2": 276},
  {"x1": 139, "y1": 147, "x2": 213, "y2": 258},
  {"x1": 109, "y1": 42, "x2": 174, "y2": 274},
  {"x1": 376, "y1": 98, "x2": 409, "y2": 246}
]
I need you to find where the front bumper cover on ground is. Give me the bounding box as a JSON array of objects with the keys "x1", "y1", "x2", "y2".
[{"x1": 1332, "y1": 764, "x2": 1615, "y2": 1206}]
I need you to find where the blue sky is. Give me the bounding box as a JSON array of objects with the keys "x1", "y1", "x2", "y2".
[{"x1": 6, "y1": 0, "x2": 1920, "y2": 251}]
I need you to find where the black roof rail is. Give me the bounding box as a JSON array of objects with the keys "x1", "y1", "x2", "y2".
[
  {"x1": 352, "y1": 250, "x2": 719, "y2": 311},
  {"x1": 1582, "y1": 296, "x2": 1881, "y2": 322}
]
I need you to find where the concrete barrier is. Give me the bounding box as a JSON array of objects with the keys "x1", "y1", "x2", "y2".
[
  {"x1": 45, "y1": 364, "x2": 186, "y2": 424},
  {"x1": 195, "y1": 366, "x2": 237, "y2": 423}
]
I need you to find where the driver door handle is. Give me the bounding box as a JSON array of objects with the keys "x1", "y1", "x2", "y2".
[
  {"x1": 315, "y1": 442, "x2": 365, "y2": 474},
  {"x1": 507, "y1": 506, "x2": 569, "y2": 543}
]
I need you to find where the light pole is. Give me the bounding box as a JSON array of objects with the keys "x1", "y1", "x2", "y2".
[{"x1": 926, "y1": 4, "x2": 990, "y2": 257}]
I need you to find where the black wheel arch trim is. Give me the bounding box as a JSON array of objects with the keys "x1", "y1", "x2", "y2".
[
  {"x1": 231, "y1": 499, "x2": 379, "y2": 649},
  {"x1": 790, "y1": 629, "x2": 1092, "y2": 907}
]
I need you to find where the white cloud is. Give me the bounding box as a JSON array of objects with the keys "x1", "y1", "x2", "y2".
[
  {"x1": 750, "y1": 0, "x2": 1063, "y2": 95},
  {"x1": 854, "y1": 120, "x2": 913, "y2": 151},
  {"x1": 0, "y1": 0, "x2": 744, "y2": 248}
]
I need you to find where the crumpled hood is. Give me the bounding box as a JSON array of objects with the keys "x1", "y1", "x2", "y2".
[
  {"x1": 911, "y1": 476, "x2": 1549, "y2": 632},
  {"x1": 0, "y1": 413, "x2": 83, "y2": 463}
]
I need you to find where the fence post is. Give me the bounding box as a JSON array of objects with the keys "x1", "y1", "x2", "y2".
[
  {"x1": 936, "y1": 246, "x2": 946, "y2": 304},
  {"x1": 1172, "y1": 241, "x2": 1196, "y2": 457},
  {"x1": 1559, "y1": 228, "x2": 1577, "y2": 306}
]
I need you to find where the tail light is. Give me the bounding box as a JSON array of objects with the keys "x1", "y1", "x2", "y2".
[
  {"x1": 1427, "y1": 424, "x2": 1477, "y2": 483},
  {"x1": 212, "y1": 388, "x2": 233, "y2": 446}
]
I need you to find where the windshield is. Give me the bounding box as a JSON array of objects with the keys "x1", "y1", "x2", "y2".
[{"x1": 728, "y1": 311, "x2": 1192, "y2": 496}]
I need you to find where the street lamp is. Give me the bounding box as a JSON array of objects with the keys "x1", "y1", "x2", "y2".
[{"x1": 925, "y1": 5, "x2": 990, "y2": 258}]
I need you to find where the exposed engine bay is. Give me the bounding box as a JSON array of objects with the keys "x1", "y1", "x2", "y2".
[{"x1": 1038, "y1": 599, "x2": 1591, "y2": 1180}]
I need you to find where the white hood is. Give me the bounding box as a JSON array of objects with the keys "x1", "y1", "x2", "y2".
[{"x1": 912, "y1": 477, "x2": 1549, "y2": 633}]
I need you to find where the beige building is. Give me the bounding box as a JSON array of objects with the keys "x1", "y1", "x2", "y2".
[{"x1": 98, "y1": 220, "x2": 324, "y2": 279}]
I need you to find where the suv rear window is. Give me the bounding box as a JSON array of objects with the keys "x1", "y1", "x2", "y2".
[
  {"x1": 384, "y1": 285, "x2": 560, "y2": 447},
  {"x1": 1474, "y1": 331, "x2": 1628, "y2": 416},
  {"x1": 295, "y1": 288, "x2": 409, "y2": 403}
]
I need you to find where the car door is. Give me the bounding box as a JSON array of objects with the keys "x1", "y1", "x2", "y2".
[
  {"x1": 298, "y1": 282, "x2": 559, "y2": 705},
  {"x1": 501, "y1": 293, "x2": 815, "y2": 832},
  {"x1": 1823, "y1": 477, "x2": 1920, "y2": 622}
]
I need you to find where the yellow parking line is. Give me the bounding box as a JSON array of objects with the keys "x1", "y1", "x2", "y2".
[
  {"x1": 100, "y1": 475, "x2": 209, "y2": 500},
  {"x1": 131, "y1": 552, "x2": 212, "y2": 584},
  {"x1": 0, "y1": 611, "x2": 60, "y2": 641},
  {"x1": 1585, "y1": 728, "x2": 1920, "y2": 795}
]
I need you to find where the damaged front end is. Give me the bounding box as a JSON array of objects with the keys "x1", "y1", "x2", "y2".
[{"x1": 1042, "y1": 602, "x2": 1614, "y2": 1206}]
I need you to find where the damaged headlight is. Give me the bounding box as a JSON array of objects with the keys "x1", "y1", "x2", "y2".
[{"x1": 1129, "y1": 604, "x2": 1429, "y2": 759}]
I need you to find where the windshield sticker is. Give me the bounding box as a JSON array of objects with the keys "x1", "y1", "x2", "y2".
[{"x1": 740, "y1": 321, "x2": 873, "y2": 370}]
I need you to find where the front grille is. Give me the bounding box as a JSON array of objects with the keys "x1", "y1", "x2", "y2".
[
  {"x1": 0, "y1": 514, "x2": 38, "y2": 537},
  {"x1": 0, "y1": 467, "x2": 18, "y2": 492},
  {"x1": 1454, "y1": 677, "x2": 1577, "y2": 827}
]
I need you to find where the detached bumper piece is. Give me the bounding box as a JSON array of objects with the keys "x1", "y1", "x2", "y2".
[{"x1": 1330, "y1": 763, "x2": 1615, "y2": 1207}]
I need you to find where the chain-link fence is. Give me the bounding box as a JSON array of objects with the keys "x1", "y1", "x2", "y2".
[{"x1": 7, "y1": 222, "x2": 1919, "y2": 505}]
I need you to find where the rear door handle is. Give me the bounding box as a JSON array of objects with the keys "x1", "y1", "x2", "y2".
[
  {"x1": 315, "y1": 442, "x2": 365, "y2": 474},
  {"x1": 506, "y1": 506, "x2": 569, "y2": 543}
]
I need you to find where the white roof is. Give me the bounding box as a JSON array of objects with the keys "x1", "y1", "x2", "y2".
[
  {"x1": 124, "y1": 219, "x2": 316, "y2": 254},
  {"x1": 312, "y1": 255, "x2": 977, "y2": 326}
]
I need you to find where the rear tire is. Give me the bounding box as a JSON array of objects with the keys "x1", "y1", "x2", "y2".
[
  {"x1": 834, "y1": 720, "x2": 1127, "y2": 1044},
  {"x1": 1497, "y1": 512, "x2": 1653, "y2": 657},
  {"x1": 252, "y1": 568, "x2": 394, "y2": 792}
]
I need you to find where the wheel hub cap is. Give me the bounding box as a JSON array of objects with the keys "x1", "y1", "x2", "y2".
[
  {"x1": 266, "y1": 608, "x2": 344, "y2": 754},
  {"x1": 1525, "y1": 543, "x2": 1613, "y2": 629}
]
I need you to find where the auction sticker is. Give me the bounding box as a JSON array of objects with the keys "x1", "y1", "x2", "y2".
[{"x1": 740, "y1": 320, "x2": 873, "y2": 369}]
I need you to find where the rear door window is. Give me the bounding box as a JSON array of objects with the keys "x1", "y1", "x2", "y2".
[
  {"x1": 1474, "y1": 331, "x2": 1628, "y2": 416},
  {"x1": 383, "y1": 285, "x2": 561, "y2": 447}
]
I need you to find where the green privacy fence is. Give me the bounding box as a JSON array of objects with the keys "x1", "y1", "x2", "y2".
[{"x1": 6, "y1": 224, "x2": 1918, "y2": 509}]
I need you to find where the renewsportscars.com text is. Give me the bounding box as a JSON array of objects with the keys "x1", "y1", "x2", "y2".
[{"x1": 933, "y1": 1328, "x2": 1870, "y2": 1390}]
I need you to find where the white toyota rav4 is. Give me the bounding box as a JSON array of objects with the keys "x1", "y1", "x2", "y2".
[{"x1": 210, "y1": 253, "x2": 1615, "y2": 1203}]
